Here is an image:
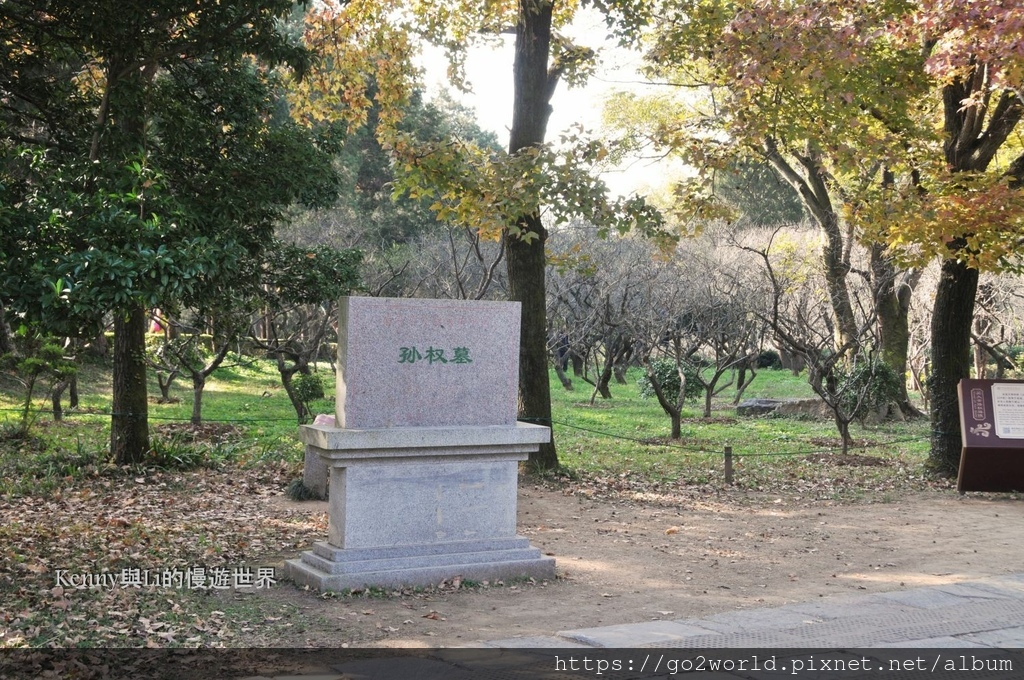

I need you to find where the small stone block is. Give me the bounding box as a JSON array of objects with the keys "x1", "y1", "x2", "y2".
[{"x1": 301, "y1": 446, "x2": 328, "y2": 500}]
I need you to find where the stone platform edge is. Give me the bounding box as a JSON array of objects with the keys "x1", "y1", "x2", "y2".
[
  {"x1": 284, "y1": 549, "x2": 556, "y2": 592},
  {"x1": 299, "y1": 422, "x2": 550, "y2": 452}
]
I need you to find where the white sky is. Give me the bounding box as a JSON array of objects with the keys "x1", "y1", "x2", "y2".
[{"x1": 418, "y1": 11, "x2": 680, "y2": 198}]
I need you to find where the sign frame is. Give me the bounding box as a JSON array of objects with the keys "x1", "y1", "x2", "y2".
[{"x1": 957, "y1": 378, "x2": 1024, "y2": 493}]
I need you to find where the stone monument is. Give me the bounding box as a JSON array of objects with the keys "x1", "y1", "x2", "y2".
[{"x1": 285, "y1": 296, "x2": 555, "y2": 591}]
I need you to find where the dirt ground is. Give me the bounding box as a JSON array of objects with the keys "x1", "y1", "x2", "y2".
[{"x1": 251, "y1": 484, "x2": 1024, "y2": 648}]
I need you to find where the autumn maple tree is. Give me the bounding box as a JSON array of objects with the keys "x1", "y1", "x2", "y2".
[
  {"x1": 290, "y1": 0, "x2": 663, "y2": 469},
  {"x1": 890, "y1": 1, "x2": 1024, "y2": 473},
  {"x1": 607, "y1": 0, "x2": 1024, "y2": 474},
  {"x1": 606, "y1": 0, "x2": 932, "y2": 416}
]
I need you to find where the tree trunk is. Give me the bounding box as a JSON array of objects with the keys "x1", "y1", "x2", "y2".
[
  {"x1": 553, "y1": 361, "x2": 573, "y2": 390},
  {"x1": 191, "y1": 374, "x2": 205, "y2": 425},
  {"x1": 928, "y1": 257, "x2": 979, "y2": 475},
  {"x1": 926, "y1": 68, "x2": 1020, "y2": 473},
  {"x1": 838, "y1": 417, "x2": 851, "y2": 456},
  {"x1": 571, "y1": 352, "x2": 584, "y2": 377},
  {"x1": 733, "y1": 362, "x2": 757, "y2": 405},
  {"x1": 642, "y1": 357, "x2": 683, "y2": 439},
  {"x1": 0, "y1": 301, "x2": 13, "y2": 355},
  {"x1": 764, "y1": 144, "x2": 857, "y2": 353},
  {"x1": 871, "y1": 244, "x2": 921, "y2": 417},
  {"x1": 112, "y1": 303, "x2": 150, "y2": 465},
  {"x1": 507, "y1": 223, "x2": 558, "y2": 467},
  {"x1": 820, "y1": 212, "x2": 858, "y2": 352},
  {"x1": 51, "y1": 380, "x2": 68, "y2": 421},
  {"x1": 69, "y1": 374, "x2": 79, "y2": 409},
  {"x1": 593, "y1": 353, "x2": 614, "y2": 401},
  {"x1": 157, "y1": 370, "x2": 178, "y2": 402},
  {"x1": 505, "y1": 0, "x2": 558, "y2": 470},
  {"x1": 276, "y1": 353, "x2": 310, "y2": 424}
]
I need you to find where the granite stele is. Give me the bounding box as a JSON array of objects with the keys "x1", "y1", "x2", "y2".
[{"x1": 285, "y1": 296, "x2": 555, "y2": 591}]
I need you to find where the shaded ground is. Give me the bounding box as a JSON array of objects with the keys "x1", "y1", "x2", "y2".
[
  {"x1": 250, "y1": 483, "x2": 1024, "y2": 648},
  {"x1": 3, "y1": 462, "x2": 1022, "y2": 650}
]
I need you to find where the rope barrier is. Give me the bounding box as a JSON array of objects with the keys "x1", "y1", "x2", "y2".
[
  {"x1": 521, "y1": 416, "x2": 931, "y2": 459},
  {"x1": 0, "y1": 406, "x2": 300, "y2": 423},
  {"x1": 3, "y1": 408, "x2": 932, "y2": 468}
]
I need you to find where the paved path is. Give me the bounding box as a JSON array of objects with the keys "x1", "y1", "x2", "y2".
[
  {"x1": 242, "y1": 574, "x2": 1024, "y2": 679},
  {"x1": 487, "y1": 572, "x2": 1024, "y2": 649}
]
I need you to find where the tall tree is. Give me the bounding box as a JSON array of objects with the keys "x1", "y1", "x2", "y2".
[
  {"x1": 892, "y1": 2, "x2": 1024, "y2": 473},
  {"x1": 608, "y1": 1, "x2": 1024, "y2": 470},
  {"x1": 290, "y1": 0, "x2": 664, "y2": 470},
  {"x1": 504, "y1": 0, "x2": 560, "y2": 467},
  {"x1": 0, "y1": 0, "x2": 337, "y2": 463},
  {"x1": 605, "y1": 0, "x2": 927, "y2": 357}
]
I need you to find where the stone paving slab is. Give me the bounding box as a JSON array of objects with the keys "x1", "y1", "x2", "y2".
[
  {"x1": 553, "y1": 575, "x2": 1024, "y2": 650},
  {"x1": 780, "y1": 596, "x2": 919, "y2": 621},
  {"x1": 872, "y1": 637, "x2": 993, "y2": 648},
  {"x1": 934, "y1": 582, "x2": 1024, "y2": 600},
  {"x1": 640, "y1": 631, "x2": 820, "y2": 648},
  {"x1": 684, "y1": 607, "x2": 821, "y2": 633},
  {"x1": 648, "y1": 597, "x2": 1024, "y2": 649},
  {"x1": 960, "y1": 626, "x2": 1024, "y2": 648},
  {"x1": 558, "y1": 620, "x2": 722, "y2": 647},
  {"x1": 237, "y1": 574, "x2": 1024, "y2": 679},
  {"x1": 486, "y1": 636, "x2": 591, "y2": 648},
  {"x1": 873, "y1": 586, "x2": 976, "y2": 609}
]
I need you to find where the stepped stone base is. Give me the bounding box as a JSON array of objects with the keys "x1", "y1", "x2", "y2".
[
  {"x1": 285, "y1": 538, "x2": 555, "y2": 591},
  {"x1": 286, "y1": 422, "x2": 554, "y2": 592}
]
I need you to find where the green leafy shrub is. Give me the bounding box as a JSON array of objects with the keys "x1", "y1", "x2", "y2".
[
  {"x1": 287, "y1": 478, "x2": 323, "y2": 501},
  {"x1": 148, "y1": 435, "x2": 240, "y2": 471},
  {"x1": 637, "y1": 358, "x2": 703, "y2": 404},
  {"x1": 757, "y1": 349, "x2": 783, "y2": 369},
  {"x1": 836, "y1": 357, "x2": 904, "y2": 422},
  {"x1": 0, "y1": 328, "x2": 76, "y2": 435},
  {"x1": 292, "y1": 372, "x2": 326, "y2": 403}
]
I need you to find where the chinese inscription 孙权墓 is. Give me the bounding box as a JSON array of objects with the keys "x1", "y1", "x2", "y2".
[{"x1": 398, "y1": 346, "x2": 472, "y2": 365}]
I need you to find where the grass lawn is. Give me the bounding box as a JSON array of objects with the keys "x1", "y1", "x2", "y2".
[
  {"x1": 549, "y1": 365, "x2": 933, "y2": 496},
  {"x1": 0, "y1": 356, "x2": 936, "y2": 497},
  {"x1": 0, "y1": 354, "x2": 944, "y2": 648}
]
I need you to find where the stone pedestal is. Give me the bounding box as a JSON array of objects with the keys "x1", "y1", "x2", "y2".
[
  {"x1": 290, "y1": 297, "x2": 555, "y2": 591},
  {"x1": 285, "y1": 422, "x2": 555, "y2": 591}
]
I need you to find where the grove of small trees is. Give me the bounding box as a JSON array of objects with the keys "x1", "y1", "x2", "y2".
[{"x1": 2, "y1": 0, "x2": 1023, "y2": 476}]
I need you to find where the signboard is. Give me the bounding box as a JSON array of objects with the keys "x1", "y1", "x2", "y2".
[{"x1": 957, "y1": 379, "x2": 1024, "y2": 492}]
